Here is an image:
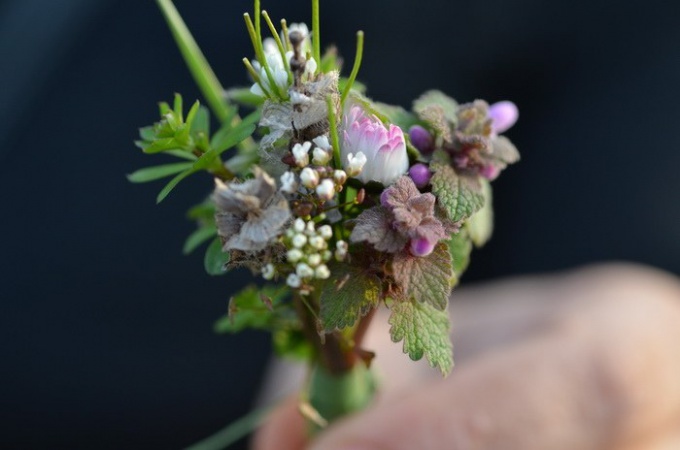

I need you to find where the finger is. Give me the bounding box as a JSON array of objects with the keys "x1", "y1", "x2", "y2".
[
  {"x1": 308, "y1": 264, "x2": 680, "y2": 450},
  {"x1": 251, "y1": 396, "x2": 306, "y2": 450}
]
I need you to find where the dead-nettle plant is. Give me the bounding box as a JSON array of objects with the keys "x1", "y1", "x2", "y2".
[{"x1": 130, "y1": 0, "x2": 520, "y2": 445}]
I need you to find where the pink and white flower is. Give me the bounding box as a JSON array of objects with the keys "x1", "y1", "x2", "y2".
[{"x1": 341, "y1": 106, "x2": 409, "y2": 185}]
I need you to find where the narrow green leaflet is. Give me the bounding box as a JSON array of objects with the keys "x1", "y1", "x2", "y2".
[
  {"x1": 141, "y1": 137, "x2": 182, "y2": 154},
  {"x1": 183, "y1": 225, "x2": 217, "y2": 255},
  {"x1": 214, "y1": 284, "x2": 293, "y2": 333},
  {"x1": 190, "y1": 104, "x2": 210, "y2": 137},
  {"x1": 467, "y1": 179, "x2": 494, "y2": 247},
  {"x1": 127, "y1": 162, "x2": 194, "y2": 183},
  {"x1": 319, "y1": 264, "x2": 381, "y2": 331},
  {"x1": 156, "y1": 167, "x2": 196, "y2": 203},
  {"x1": 388, "y1": 298, "x2": 453, "y2": 376},
  {"x1": 225, "y1": 88, "x2": 265, "y2": 107},
  {"x1": 447, "y1": 230, "x2": 473, "y2": 280},
  {"x1": 430, "y1": 162, "x2": 485, "y2": 223},
  {"x1": 391, "y1": 242, "x2": 453, "y2": 311},
  {"x1": 204, "y1": 237, "x2": 230, "y2": 276}
]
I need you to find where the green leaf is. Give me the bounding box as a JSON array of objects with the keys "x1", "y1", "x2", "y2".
[
  {"x1": 430, "y1": 162, "x2": 485, "y2": 223},
  {"x1": 142, "y1": 137, "x2": 182, "y2": 154},
  {"x1": 190, "y1": 105, "x2": 210, "y2": 137},
  {"x1": 225, "y1": 88, "x2": 265, "y2": 107},
  {"x1": 273, "y1": 328, "x2": 313, "y2": 360},
  {"x1": 127, "y1": 162, "x2": 194, "y2": 183},
  {"x1": 182, "y1": 225, "x2": 217, "y2": 255},
  {"x1": 210, "y1": 112, "x2": 259, "y2": 154},
  {"x1": 388, "y1": 298, "x2": 453, "y2": 376},
  {"x1": 413, "y1": 90, "x2": 459, "y2": 125},
  {"x1": 203, "y1": 237, "x2": 230, "y2": 276},
  {"x1": 319, "y1": 264, "x2": 381, "y2": 331},
  {"x1": 165, "y1": 149, "x2": 198, "y2": 161},
  {"x1": 447, "y1": 230, "x2": 473, "y2": 280},
  {"x1": 372, "y1": 102, "x2": 418, "y2": 130},
  {"x1": 467, "y1": 179, "x2": 494, "y2": 247},
  {"x1": 156, "y1": 0, "x2": 232, "y2": 123},
  {"x1": 391, "y1": 242, "x2": 453, "y2": 311},
  {"x1": 139, "y1": 126, "x2": 156, "y2": 141},
  {"x1": 214, "y1": 284, "x2": 292, "y2": 333},
  {"x1": 156, "y1": 167, "x2": 196, "y2": 203},
  {"x1": 187, "y1": 200, "x2": 216, "y2": 221}
]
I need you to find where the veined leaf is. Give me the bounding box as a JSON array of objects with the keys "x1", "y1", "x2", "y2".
[
  {"x1": 127, "y1": 162, "x2": 194, "y2": 183},
  {"x1": 204, "y1": 237, "x2": 230, "y2": 276},
  {"x1": 447, "y1": 230, "x2": 473, "y2": 280},
  {"x1": 214, "y1": 284, "x2": 293, "y2": 333},
  {"x1": 319, "y1": 264, "x2": 381, "y2": 331},
  {"x1": 182, "y1": 225, "x2": 217, "y2": 255},
  {"x1": 430, "y1": 162, "x2": 485, "y2": 223},
  {"x1": 467, "y1": 179, "x2": 494, "y2": 247}
]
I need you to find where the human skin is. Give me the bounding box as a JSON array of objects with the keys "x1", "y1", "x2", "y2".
[{"x1": 252, "y1": 264, "x2": 680, "y2": 450}]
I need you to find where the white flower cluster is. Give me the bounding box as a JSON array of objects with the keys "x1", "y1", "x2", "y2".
[{"x1": 280, "y1": 218, "x2": 335, "y2": 288}]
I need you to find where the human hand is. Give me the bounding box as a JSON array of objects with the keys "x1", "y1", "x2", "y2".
[{"x1": 253, "y1": 264, "x2": 680, "y2": 450}]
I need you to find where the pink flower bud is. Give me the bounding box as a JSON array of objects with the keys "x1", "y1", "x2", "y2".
[
  {"x1": 409, "y1": 237, "x2": 435, "y2": 257},
  {"x1": 408, "y1": 163, "x2": 432, "y2": 189},
  {"x1": 480, "y1": 164, "x2": 501, "y2": 181},
  {"x1": 488, "y1": 101, "x2": 519, "y2": 134},
  {"x1": 408, "y1": 125, "x2": 434, "y2": 154}
]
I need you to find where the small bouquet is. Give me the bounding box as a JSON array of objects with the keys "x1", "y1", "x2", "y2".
[{"x1": 130, "y1": 0, "x2": 519, "y2": 440}]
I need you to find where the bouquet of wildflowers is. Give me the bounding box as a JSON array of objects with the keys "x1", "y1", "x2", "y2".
[{"x1": 130, "y1": 0, "x2": 519, "y2": 438}]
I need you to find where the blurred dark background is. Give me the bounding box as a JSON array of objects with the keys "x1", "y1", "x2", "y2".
[{"x1": 1, "y1": 0, "x2": 678, "y2": 448}]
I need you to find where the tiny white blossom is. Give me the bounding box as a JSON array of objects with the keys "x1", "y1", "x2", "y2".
[
  {"x1": 315, "y1": 179, "x2": 335, "y2": 201},
  {"x1": 280, "y1": 171, "x2": 297, "y2": 194},
  {"x1": 286, "y1": 248, "x2": 303, "y2": 263},
  {"x1": 312, "y1": 146, "x2": 331, "y2": 165},
  {"x1": 333, "y1": 170, "x2": 347, "y2": 185},
  {"x1": 312, "y1": 135, "x2": 331, "y2": 150},
  {"x1": 296, "y1": 262, "x2": 314, "y2": 278},
  {"x1": 293, "y1": 218, "x2": 306, "y2": 233},
  {"x1": 287, "y1": 273, "x2": 301, "y2": 288},
  {"x1": 305, "y1": 220, "x2": 316, "y2": 235},
  {"x1": 318, "y1": 225, "x2": 333, "y2": 240},
  {"x1": 261, "y1": 263, "x2": 275, "y2": 280},
  {"x1": 315, "y1": 264, "x2": 331, "y2": 279},
  {"x1": 289, "y1": 91, "x2": 312, "y2": 105},
  {"x1": 292, "y1": 233, "x2": 308, "y2": 248},
  {"x1": 307, "y1": 253, "x2": 322, "y2": 267},
  {"x1": 336, "y1": 240, "x2": 349, "y2": 252},
  {"x1": 335, "y1": 240, "x2": 348, "y2": 260},
  {"x1": 309, "y1": 235, "x2": 326, "y2": 250},
  {"x1": 292, "y1": 142, "x2": 312, "y2": 167},
  {"x1": 346, "y1": 152, "x2": 367, "y2": 177},
  {"x1": 300, "y1": 167, "x2": 319, "y2": 189}
]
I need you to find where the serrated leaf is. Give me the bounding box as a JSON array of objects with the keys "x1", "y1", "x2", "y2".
[
  {"x1": 319, "y1": 264, "x2": 381, "y2": 331},
  {"x1": 467, "y1": 179, "x2": 494, "y2": 247},
  {"x1": 156, "y1": 167, "x2": 196, "y2": 203},
  {"x1": 413, "y1": 90, "x2": 459, "y2": 125},
  {"x1": 447, "y1": 230, "x2": 472, "y2": 280},
  {"x1": 203, "y1": 237, "x2": 230, "y2": 276},
  {"x1": 388, "y1": 298, "x2": 453, "y2": 376},
  {"x1": 214, "y1": 285, "x2": 293, "y2": 333},
  {"x1": 391, "y1": 242, "x2": 453, "y2": 310},
  {"x1": 127, "y1": 162, "x2": 194, "y2": 183},
  {"x1": 430, "y1": 163, "x2": 485, "y2": 223},
  {"x1": 182, "y1": 225, "x2": 217, "y2": 255}
]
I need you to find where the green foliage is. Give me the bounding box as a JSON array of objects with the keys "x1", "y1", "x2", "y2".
[
  {"x1": 430, "y1": 159, "x2": 485, "y2": 223},
  {"x1": 204, "y1": 237, "x2": 230, "y2": 276},
  {"x1": 225, "y1": 88, "x2": 265, "y2": 107},
  {"x1": 388, "y1": 298, "x2": 453, "y2": 376},
  {"x1": 183, "y1": 225, "x2": 217, "y2": 255},
  {"x1": 467, "y1": 179, "x2": 494, "y2": 247},
  {"x1": 413, "y1": 90, "x2": 459, "y2": 126},
  {"x1": 273, "y1": 328, "x2": 313, "y2": 360},
  {"x1": 319, "y1": 264, "x2": 381, "y2": 331},
  {"x1": 214, "y1": 284, "x2": 294, "y2": 333},
  {"x1": 447, "y1": 230, "x2": 473, "y2": 280},
  {"x1": 391, "y1": 242, "x2": 454, "y2": 311},
  {"x1": 127, "y1": 162, "x2": 194, "y2": 183}
]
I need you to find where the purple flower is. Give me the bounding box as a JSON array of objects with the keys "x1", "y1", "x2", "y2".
[
  {"x1": 408, "y1": 125, "x2": 434, "y2": 154},
  {"x1": 341, "y1": 106, "x2": 409, "y2": 186},
  {"x1": 409, "y1": 237, "x2": 436, "y2": 257},
  {"x1": 488, "y1": 101, "x2": 519, "y2": 134},
  {"x1": 408, "y1": 163, "x2": 432, "y2": 189}
]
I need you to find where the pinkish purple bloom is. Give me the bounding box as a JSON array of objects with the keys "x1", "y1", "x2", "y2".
[
  {"x1": 409, "y1": 237, "x2": 436, "y2": 257},
  {"x1": 408, "y1": 125, "x2": 434, "y2": 154},
  {"x1": 408, "y1": 163, "x2": 432, "y2": 189},
  {"x1": 488, "y1": 101, "x2": 519, "y2": 134},
  {"x1": 341, "y1": 106, "x2": 409, "y2": 186}
]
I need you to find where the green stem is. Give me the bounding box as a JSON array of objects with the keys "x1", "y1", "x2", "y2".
[
  {"x1": 341, "y1": 31, "x2": 364, "y2": 107},
  {"x1": 311, "y1": 0, "x2": 321, "y2": 64},
  {"x1": 327, "y1": 96, "x2": 341, "y2": 169}
]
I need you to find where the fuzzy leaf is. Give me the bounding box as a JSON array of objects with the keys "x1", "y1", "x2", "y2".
[
  {"x1": 389, "y1": 298, "x2": 453, "y2": 376},
  {"x1": 430, "y1": 163, "x2": 485, "y2": 223},
  {"x1": 127, "y1": 162, "x2": 194, "y2": 183},
  {"x1": 391, "y1": 242, "x2": 453, "y2": 310},
  {"x1": 413, "y1": 90, "x2": 459, "y2": 125},
  {"x1": 350, "y1": 206, "x2": 408, "y2": 253},
  {"x1": 447, "y1": 230, "x2": 472, "y2": 280},
  {"x1": 214, "y1": 285, "x2": 293, "y2": 333},
  {"x1": 467, "y1": 179, "x2": 494, "y2": 247},
  {"x1": 204, "y1": 237, "x2": 230, "y2": 276},
  {"x1": 320, "y1": 264, "x2": 381, "y2": 331}
]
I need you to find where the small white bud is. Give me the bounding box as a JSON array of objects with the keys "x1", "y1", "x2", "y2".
[
  {"x1": 305, "y1": 220, "x2": 316, "y2": 236},
  {"x1": 312, "y1": 135, "x2": 331, "y2": 150},
  {"x1": 312, "y1": 147, "x2": 331, "y2": 165},
  {"x1": 322, "y1": 250, "x2": 333, "y2": 261},
  {"x1": 285, "y1": 228, "x2": 295, "y2": 239},
  {"x1": 315, "y1": 264, "x2": 331, "y2": 279},
  {"x1": 261, "y1": 263, "x2": 275, "y2": 280},
  {"x1": 318, "y1": 225, "x2": 333, "y2": 240},
  {"x1": 286, "y1": 248, "x2": 303, "y2": 263},
  {"x1": 309, "y1": 235, "x2": 326, "y2": 250},
  {"x1": 300, "y1": 167, "x2": 319, "y2": 189},
  {"x1": 333, "y1": 170, "x2": 347, "y2": 185},
  {"x1": 292, "y1": 233, "x2": 307, "y2": 248},
  {"x1": 293, "y1": 218, "x2": 306, "y2": 233},
  {"x1": 307, "y1": 253, "x2": 322, "y2": 267},
  {"x1": 346, "y1": 152, "x2": 367, "y2": 177},
  {"x1": 292, "y1": 142, "x2": 312, "y2": 167},
  {"x1": 335, "y1": 240, "x2": 348, "y2": 261},
  {"x1": 289, "y1": 90, "x2": 312, "y2": 105},
  {"x1": 279, "y1": 171, "x2": 298, "y2": 194},
  {"x1": 296, "y1": 262, "x2": 314, "y2": 278},
  {"x1": 336, "y1": 240, "x2": 349, "y2": 252},
  {"x1": 315, "y1": 179, "x2": 335, "y2": 201},
  {"x1": 286, "y1": 273, "x2": 301, "y2": 288}
]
